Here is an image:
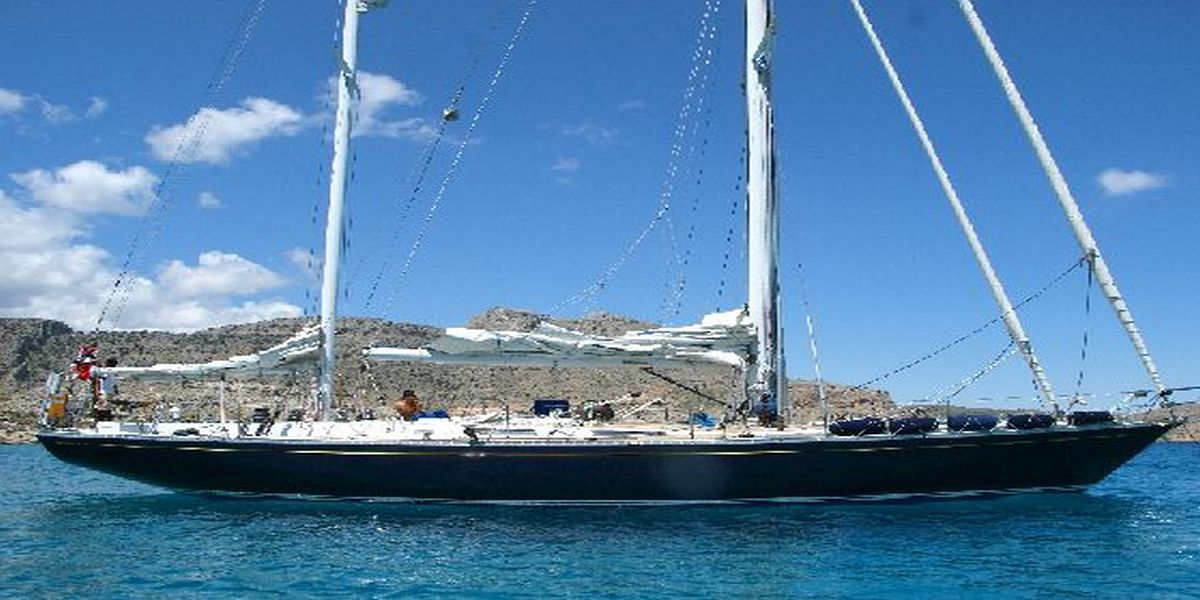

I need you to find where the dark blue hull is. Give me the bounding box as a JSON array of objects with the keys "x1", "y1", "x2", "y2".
[{"x1": 37, "y1": 423, "x2": 1172, "y2": 502}]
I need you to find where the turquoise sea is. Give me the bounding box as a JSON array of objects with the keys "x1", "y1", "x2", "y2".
[{"x1": 2, "y1": 442, "x2": 1197, "y2": 599}]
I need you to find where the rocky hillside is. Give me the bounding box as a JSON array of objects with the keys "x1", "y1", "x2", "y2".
[{"x1": 0, "y1": 309, "x2": 893, "y2": 442}]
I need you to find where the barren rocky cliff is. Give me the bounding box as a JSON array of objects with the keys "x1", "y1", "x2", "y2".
[{"x1": 0, "y1": 309, "x2": 894, "y2": 442}]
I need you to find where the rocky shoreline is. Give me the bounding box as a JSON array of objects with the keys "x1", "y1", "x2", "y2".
[
  {"x1": 0, "y1": 422, "x2": 34, "y2": 444},
  {"x1": 4, "y1": 310, "x2": 1193, "y2": 444},
  {"x1": 0, "y1": 310, "x2": 892, "y2": 443}
]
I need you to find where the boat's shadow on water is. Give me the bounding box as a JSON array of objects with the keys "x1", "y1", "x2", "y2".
[
  {"x1": 38, "y1": 487, "x2": 1146, "y2": 536},
  {"x1": 12, "y1": 447, "x2": 1194, "y2": 599},
  {"x1": 24, "y1": 443, "x2": 1170, "y2": 540},
  {"x1": 21, "y1": 459, "x2": 1193, "y2": 600}
]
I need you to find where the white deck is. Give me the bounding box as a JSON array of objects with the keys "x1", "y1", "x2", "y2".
[
  {"x1": 60, "y1": 416, "x2": 1143, "y2": 447},
  {"x1": 76, "y1": 416, "x2": 833, "y2": 445}
]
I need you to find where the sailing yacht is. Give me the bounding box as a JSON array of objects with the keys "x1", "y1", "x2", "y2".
[{"x1": 38, "y1": 0, "x2": 1179, "y2": 502}]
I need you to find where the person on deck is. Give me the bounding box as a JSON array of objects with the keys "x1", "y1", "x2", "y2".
[
  {"x1": 71, "y1": 344, "x2": 98, "y2": 381},
  {"x1": 394, "y1": 389, "x2": 422, "y2": 421},
  {"x1": 595, "y1": 401, "x2": 615, "y2": 422}
]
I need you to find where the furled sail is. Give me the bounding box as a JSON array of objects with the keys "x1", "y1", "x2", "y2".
[
  {"x1": 98, "y1": 326, "x2": 320, "y2": 381},
  {"x1": 364, "y1": 309, "x2": 754, "y2": 370}
]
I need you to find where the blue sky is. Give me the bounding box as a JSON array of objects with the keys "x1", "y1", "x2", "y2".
[{"x1": 1, "y1": 1, "x2": 1196, "y2": 407}]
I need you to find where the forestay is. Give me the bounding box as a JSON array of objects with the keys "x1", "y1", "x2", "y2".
[
  {"x1": 98, "y1": 326, "x2": 320, "y2": 382},
  {"x1": 364, "y1": 309, "x2": 754, "y2": 369}
]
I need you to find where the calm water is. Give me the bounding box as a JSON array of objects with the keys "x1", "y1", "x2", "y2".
[{"x1": 2, "y1": 443, "x2": 1197, "y2": 599}]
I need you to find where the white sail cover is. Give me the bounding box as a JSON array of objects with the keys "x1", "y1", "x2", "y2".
[
  {"x1": 364, "y1": 309, "x2": 755, "y2": 370},
  {"x1": 98, "y1": 326, "x2": 320, "y2": 382}
]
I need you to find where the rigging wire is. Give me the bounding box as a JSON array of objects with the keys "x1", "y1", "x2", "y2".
[
  {"x1": 957, "y1": 0, "x2": 1166, "y2": 396},
  {"x1": 1070, "y1": 255, "x2": 1096, "y2": 407},
  {"x1": 342, "y1": 61, "x2": 364, "y2": 309},
  {"x1": 305, "y1": 132, "x2": 329, "y2": 317},
  {"x1": 352, "y1": 117, "x2": 451, "y2": 309},
  {"x1": 850, "y1": 0, "x2": 1057, "y2": 408},
  {"x1": 661, "y1": 98, "x2": 713, "y2": 319},
  {"x1": 96, "y1": 0, "x2": 269, "y2": 330},
  {"x1": 354, "y1": 2, "x2": 513, "y2": 312},
  {"x1": 354, "y1": 122, "x2": 449, "y2": 310},
  {"x1": 305, "y1": 128, "x2": 332, "y2": 316},
  {"x1": 661, "y1": 0, "x2": 724, "y2": 320},
  {"x1": 551, "y1": 0, "x2": 725, "y2": 317},
  {"x1": 306, "y1": 8, "x2": 345, "y2": 316},
  {"x1": 642, "y1": 367, "x2": 733, "y2": 410},
  {"x1": 851, "y1": 254, "x2": 1087, "y2": 392},
  {"x1": 928, "y1": 340, "x2": 1017, "y2": 406},
  {"x1": 795, "y1": 261, "x2": 829, "y2": 427},
  {"x1": 714, "y1": 142, "x2": 746, "y2": 311},
  {"x1": 302, "y1": 3, "x2": 354, "y2": 318},
  {"x1": 376, "y1": 0, "x2": 539, "y2": 316},
  {"x1": 339, "y1": 0, "x2": 378, "y2": 314}
]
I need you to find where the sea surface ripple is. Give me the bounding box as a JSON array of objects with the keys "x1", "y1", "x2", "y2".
[{"x1": 2, "y1": 443, "x2": 1197, "y2": 598}]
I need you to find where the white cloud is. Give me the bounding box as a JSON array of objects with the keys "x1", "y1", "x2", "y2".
[
  {"x1": 360, "y1": 115, "x2": 437, "y2": 141},
  {"x1": 0, "y1": 167, "x2": 301, "y2": 332},
  {"x1": 285, "y1": 247, "x2": 315, "y2": 267},
  {"x1": 141, "y1": 74, "x2": 430, "y2": 165},
  {"x1": 0, "y1": 88, "x2": 25, "y2": 115},
  {"x1": 131, "y1": 299, "x2": 302, "y2": 332},
  {"x1": 38, "y1": 98, "x2": 74, "y2": 123},
  {"x1": 85, "y1": 97, "x2": 108, "y2": 118},
  {"x1": 618, "y1": 99, "x2": 645, "y2": 111},
  {"x1": 285, "y1": 247, "x2": 321, "y2": 282},
  {"x1": 107, "y1": 257, "x2": 300, "y2": 332},
  {"x1": 550, "y1": 157, "x2": 581, "y2": 172},
  {"x1": 330, "y1": 71, "x2": 432, "y2": 140},
  {"x1": 145, "y1": 97, "x2": 304, "y2": 164},
  {"x1": 11, "y1": 160, "x2": 158, "y2": 215},
  {"x1": 0, "y1": 242, "x2": 115, "y2": 317},
  {"x1": 0, "y1": 190, "x2": 80, "y2": 250},
  {"x1": 197, "y1": 190, "x2": 223, "y2": 209},
  {"x1": 357, "y1": 71, "x2": 421, "y2": 113},
  {"x1": 0, "y1": 181, "x2": 118, "y2": 319},
  {"x1": 159, "y1": 251, "x2": 287, "y2": 298},
  {"x1": 0, "y1": 244, "x2": 299, "y2": 332},
  {"x1": 94, "y1": 284, "x2": 302, "y2": 333},
  {"x1": 0, "y1": 88, "x2": 106, "y2": 124},
  {"x1": 560, "y1": 121, "x2": 616, "y2": 145},
  {"x1": 1097, "y1": 168, "x2": 1167, "y2": 196}
]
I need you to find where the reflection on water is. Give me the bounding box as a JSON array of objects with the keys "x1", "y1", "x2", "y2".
[{"x1": 4, "y1": 443, "x2": 1198, "y2": 599}]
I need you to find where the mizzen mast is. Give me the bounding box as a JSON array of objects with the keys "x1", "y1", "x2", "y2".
[{"x1": 745, "y1": 0, "x2": 788, "y2": 420}]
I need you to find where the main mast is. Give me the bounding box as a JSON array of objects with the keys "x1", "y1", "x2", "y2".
[
  {"x1": 745, "y1": 0, "x2": 787, "y2": 420},
  {"x1": 317, "y1": 0, "x2": 373, "y2": 419}
]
